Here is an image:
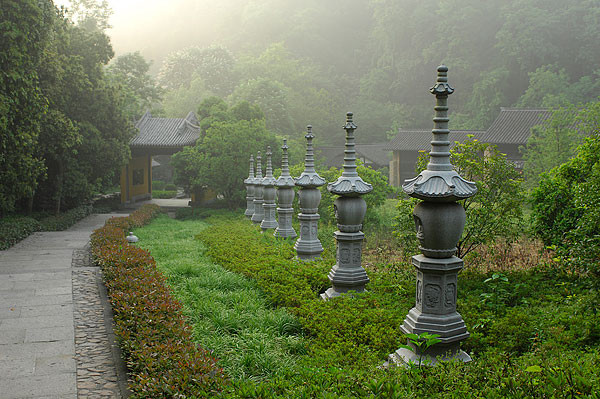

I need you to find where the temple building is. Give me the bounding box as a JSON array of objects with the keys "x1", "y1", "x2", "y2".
[
  {"x1": 120, "y1": 111, "x2": 200, "y2": 203},
  {"x1": 386, "y1": 108, "x2": 553, "y2": 187}
]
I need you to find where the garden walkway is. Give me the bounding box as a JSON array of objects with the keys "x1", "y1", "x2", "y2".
[{"x1": 0, "y1": 213, "x2": 130, "y2": 399}]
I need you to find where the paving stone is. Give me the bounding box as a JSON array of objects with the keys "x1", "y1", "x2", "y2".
[
  {"x1": 35, "y1": 354, "x2": 77, "y2": 375},
  {"x1": 0, "y1": 340, "x2": 74, "y2": 361},
  {"x1": 20, "y1": 303, "x2": 73, "y2": 318},
  {"x1": 0, "y1": 328, "x2": 25, "y2": 344},
  {"x1": 34, "y1": 286, "x2": 72, "y2": 296},
  {"x1": 0, "y1": 372, "x2": 76, "y2": 398},
  {"x1": 0, "y1": 357, "x2": 35, "y2": 379},
  {"x1": 0, "y1": 305, "x2": 21, "y2": 319},
  {"x1": 26, "y1": 325, "x2": 74, "y2": 343},
  {"x1": 0, "y1": 314, "x2": 73, "y2": 331}
]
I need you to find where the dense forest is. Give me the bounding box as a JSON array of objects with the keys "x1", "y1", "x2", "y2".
[
  {"x1": 140, "y1": 0, "x2": 600, "y2": 146},
  {"x1": 2, "y1": 0, "x2": 600, "y2": 214}
]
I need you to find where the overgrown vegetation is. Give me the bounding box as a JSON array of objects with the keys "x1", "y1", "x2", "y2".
[{"x1": 125, "y1": 211, "x2": 600, "y2": 397}]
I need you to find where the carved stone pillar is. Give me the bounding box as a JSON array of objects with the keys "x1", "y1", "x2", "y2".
[
  {"x1": 251, "y1": 151, "x2": 264, "y2": 224},
  {"x1": 275, "y1": 139, "x2": 296, "y2": 239},
  {"x1": 244, "y1": 155, "x2": 255, "y2": 218},
  {"x1": 294, "y1": 126, "x2": 325, "y2": 260},
  {"x1": 321, "y1": 112, "x2": 373, "y2": 300},
  {"x1": 388, "y1": 65, "x2": 477, "y2": 366},
  {"x1": 261, "y1": 146, "x2": 278, "y2": 232}
]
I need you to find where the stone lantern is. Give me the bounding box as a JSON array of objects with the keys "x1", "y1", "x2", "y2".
[
  {"x1": 294, "y1": 125, "x2": 326, "y2": 260},
  {"x1": 261, "y1": 146, "x2": 278, "y2": 232},
  {"x1": 388, "y1": 65, "x2": 477, "y2": 366},
  {"x1": 251, "y1": 151, "x2": 264, "y2": 224},
  {"x1": 244, "y1": 155, "x2": 255, "y2": 218},
  {"x1": 275, "y1": 139, "x2": 297, "y2": 239},
  {"x1": 321, "y1": 112, "x2": 373, "y2": 300}
]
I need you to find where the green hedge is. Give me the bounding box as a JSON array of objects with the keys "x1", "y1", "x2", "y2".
[
  {"x1": 90, "y1": 204, "x2": 227, "y2": 398},
  {"x1": 152, "y1": 190, "x2": 177, "y2": 199}
]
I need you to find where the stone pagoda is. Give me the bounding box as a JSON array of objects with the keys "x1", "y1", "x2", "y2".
[
  {"x1": 261, "y1": 146, "x2": 278, "y2": 232},
  {"x1": 244, "y1": 155, "x2": 255, "y2": 218},
  {"x1": 294, "y1": 126, "x2": 326, "y2": 261},
  {"x1": 274, "y1": 139, "x2": 297, "y2": 239},
  {"x1": 321, "y1": 112, "x2": 373, "y2": 300},
  {"x1": 388, "y1": 65, "x2": 477, "y2": 366},
  {"x1": 251, "y1": 151, "x2": 264, "y2": 224}
]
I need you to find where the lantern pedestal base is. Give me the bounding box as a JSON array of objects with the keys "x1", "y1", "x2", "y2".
[{"x1": 386, "y1": 344, "x2": 471, "y2": 368}]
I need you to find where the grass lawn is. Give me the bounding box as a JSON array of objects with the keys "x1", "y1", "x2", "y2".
[{"x1": 134, "y1": 211, "x2": 600, "y2": 398}]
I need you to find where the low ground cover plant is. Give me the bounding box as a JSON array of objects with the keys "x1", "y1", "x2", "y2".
[
  {"x1": 132, "y1": 211, "x2": 600, "y2": 397},
  {"x1": 0, "y1": 215, "x2": 42, "y2": 250},
  {"x1": 90, "y1": 204, "x2": 227, "y2": 398}
]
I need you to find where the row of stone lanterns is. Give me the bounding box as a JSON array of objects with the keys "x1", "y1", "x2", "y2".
[
  {"x1": 243, "y1": 66, "x2": 473, "y2": 367},
  {"x1": 244, "y1": 112, "x2": 372, "y2": 300}
]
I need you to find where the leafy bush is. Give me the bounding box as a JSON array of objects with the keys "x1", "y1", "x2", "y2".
[
  {"x1": 90, "y1": 204, "x2": 227, "y2": 397},
  {"x1": 288, "y1": 160, "x2": 395, "y2": 226},
  {"x1": 152, "y1": 189, "x2": 177, "y2": 199},
  {"x1": 164, "y1": 183, "x2": 177, "y2": 191},
  {"x1": 532, "y1": 135, "x2": 600, "y2": 278},
  {"x1": 0, "y1": 216, "x2": 42, "y2": 250},
  {"x1": 398, "y1": 138, "x2": 525, "y2": 258}
]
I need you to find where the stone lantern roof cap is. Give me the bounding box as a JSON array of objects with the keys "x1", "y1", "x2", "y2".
[
  {"x1": 253, "y1": 151, "x2": 263, "y2": 185},
  {"x1": 276, "y1": 139, "x2": 295, "y2": 187},
  {"x1": 244, "y1": 154, "x2": 255, "y2": 185},
  {"x1": 328, "y1": 112, "x2": 373, "y2": 196},
  {"x1": 262, "y1": 146, "x2": 277, "y2": 186},
  {"x1": 296, "y1": 125, "x2": 326, "y2": 188},
  {"x1": 402, "y1": 66, "x2": 477, "y2": 202}
]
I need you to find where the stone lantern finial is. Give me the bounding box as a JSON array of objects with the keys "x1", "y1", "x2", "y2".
[
  {"x1": 275, "y1": 139, "x2": 297, "y2": 239},
  {"x1": 388, "y1": 65, "x2": 475, "y2": 367},
  {"x1": 402, "y1": 66, "x2": 476, "y2": 201},
  {"x1": 321, "y1": 112, "x2": 372, "y2": 300},
  {"x1": 294, "y1": 125, "x2": 326, "y2": 260},
  {"x1": 244, "y1": 155, "x2": 255, "y2": 218},
  {"x1": 261, "y1": 146, "x2": 278, "y2": 232},
  {"x1": 251, "y1": 151, "x2": 264, "y2": 224}
]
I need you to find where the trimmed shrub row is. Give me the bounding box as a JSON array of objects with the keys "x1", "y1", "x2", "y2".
[{"x1": 90, "y1": 204, "x2": 227, "y2": 398}]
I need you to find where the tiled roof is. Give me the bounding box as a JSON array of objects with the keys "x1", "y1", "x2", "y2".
[
  {"x1": 316, "y1": 144, "x2": 390, "y2": 168},
  {"x1": 130, "y1": 111, "x2": 201, "y2": 149},
  {"x1": 385, "y1": 129, "x2": 485, "y2": 151},
  {"x1": 483, "y1": 108, "x2": 551, "y2": 144}
]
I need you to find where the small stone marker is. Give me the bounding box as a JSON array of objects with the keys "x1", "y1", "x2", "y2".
[
  {"x1": 294, "y1": 125, "x2": 326, "y2": 260},
  {"x1": 275, "y1": 139, "x2": 297, "y2": 239},
  {"x1": 321, "y1": 112, "x2": 373, "y2": 300},
  {"x1": 251, "y1": 151, "x2": 265, "y2": 224},
  {"x1": 244, "y1": 155, "x2": 255, "y2": 218},
  {"x1": 261, "y1": 146, "x2": 278, "y2": 232},
  {"x1": 126, "y1": 232, "x2": 139, "y2": 243},
  {"x1": 388, "y1": 65, "x2": 476, "y2": 367}
]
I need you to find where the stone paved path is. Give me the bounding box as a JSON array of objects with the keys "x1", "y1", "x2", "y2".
[{"x1": 0, "y1": 213, "x2": 129, "y2": 399}]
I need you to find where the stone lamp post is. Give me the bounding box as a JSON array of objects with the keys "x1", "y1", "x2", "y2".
[
  {"x1": 275, "y1": 139, "x2": 297, "y2": 239},
  {"x1": 261, "y1": 146, "x2": 278, "y2": 232},
  {"x1": 244, "y1": 155, "x2": 255, "y2": 218},
  {"x1": 388, "y1": 65, "x2": 477, "y2": 366},
  {"x1": 251, "y1": 151, "x2": 264, "y2": 224},
  {"x1": 294, "y1": 125, "x2": 326, "y2": 260},
  {"x1": 321, "y1": 112, "x2": 373, "y2": 300}
]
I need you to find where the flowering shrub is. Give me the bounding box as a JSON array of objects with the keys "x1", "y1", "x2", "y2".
[{"x1": 90, "y1": 204, "x2": 227, "y2": 398}]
